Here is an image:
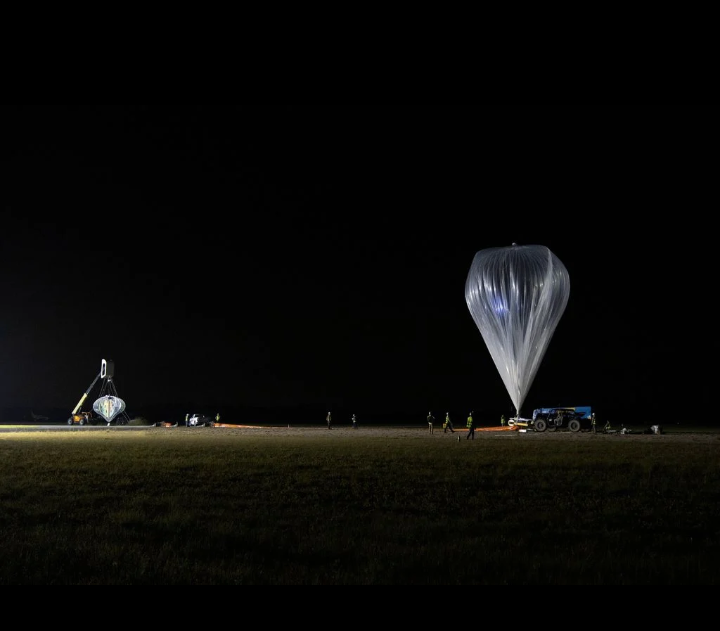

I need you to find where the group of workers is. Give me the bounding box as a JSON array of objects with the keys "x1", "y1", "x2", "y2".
[
  {"x1": 326, "y1": 412, "x2": 358, "y2": 430},
  {"x1": 325, "y1": 410, "x2": 515, "y2": 436},
  {"x1": 183, "y1": 410, "x2": 603, "y2": 434},
  {"x1": 426, "y1": 411, "x2": 482, "y2": 439}
]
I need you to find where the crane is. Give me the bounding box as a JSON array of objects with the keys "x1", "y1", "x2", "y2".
[{"x1": 68, "y1": 360, "x2": 129, "y2": 426}]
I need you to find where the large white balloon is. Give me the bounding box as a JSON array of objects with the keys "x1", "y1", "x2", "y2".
[
  {"x1": 465, "y1": 243, "x2": 570, "y2": 417},
  {"x1": 94, "y1": 395, "x2": 126, "y2": 423}
]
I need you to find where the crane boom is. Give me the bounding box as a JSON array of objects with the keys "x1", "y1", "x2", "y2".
[{"x1": 71, "y1": 371, "x2": 102, "y2": 415}]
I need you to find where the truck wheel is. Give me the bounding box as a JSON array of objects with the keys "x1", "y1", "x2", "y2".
[
  {"x1": 568, "y1": 420, "x2": 581, "y2": 433},
  {"x1": 79, "y1": 418, "x2": 87, "y2": 426},
  {"x1": 67, "y1": 417, "x2": 74, "y2": 425},
  {"x1": 535, "y1": 419, "x2": 547, "y2": 433}
]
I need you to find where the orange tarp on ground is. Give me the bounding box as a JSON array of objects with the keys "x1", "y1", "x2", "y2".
[
  {"x1": 158, "y1": 424, "x2": 519, "y2": 431},
  {"x1": 156, "y1": 423, "x2": 263, "y2": 429},
  {"x1": 213, "y1": 424, "x2": 266, "y2": 429},
  {"x1": 456, "y1": 426, "x2": 519, "y2": 432}
]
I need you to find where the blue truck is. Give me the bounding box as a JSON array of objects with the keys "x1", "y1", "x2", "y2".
[{"x1": 531, "y1": 406, "x2": 593, "y2": 433}]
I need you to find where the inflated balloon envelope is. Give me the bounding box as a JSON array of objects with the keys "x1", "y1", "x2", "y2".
[
  {"x1": 465, "y1": 243, "x2": 570, "y2": 418},
  {"x1": 94, "y1": 395, "x2": 127, "y2": 423}
]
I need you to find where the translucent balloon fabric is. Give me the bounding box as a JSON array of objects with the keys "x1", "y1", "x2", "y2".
[
  {"x1": 465, "y1": 244, "x2": 570, "y2": 417},
  {"x1": 93, "y1": 395, "x2": 126, "y2": 423}
]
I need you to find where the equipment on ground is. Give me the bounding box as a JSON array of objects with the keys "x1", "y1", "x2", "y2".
[
  {"x1": 531, "y1": 406, "x2": 593, "y2": 433},
  {"x1": 507, "y1": 417, "x2": 533, "y2": 429},
  {"x1": 187, "y1": 413, "x2": 214, "y2": 427},
  {"x1": 68, "y1": 372, "x2": 103, "y2": 425},
  {"x1": 67, "y1": 360, "x2": 130, "y2": 426},
  {"x1": 506, "y1": 406, "x2": 593, "y2": 433}
]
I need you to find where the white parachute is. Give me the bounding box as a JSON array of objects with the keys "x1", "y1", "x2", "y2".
[{"x1": 465, "y1": 243, "x2": 570, "y2": 418}]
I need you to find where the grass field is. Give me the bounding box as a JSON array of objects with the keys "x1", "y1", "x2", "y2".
[{"x1": 1, "y1": 425, "x2": 719, "y2": 585}]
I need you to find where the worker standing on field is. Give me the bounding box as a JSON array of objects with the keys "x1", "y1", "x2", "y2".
[
  {"x1": 591, "y1": 413, "x2": 597, "y2": 433},
  {"x1": 215, "y1": 412, "x2": 221, "y2": 425},
  {"x1": 466, "y1": 412, "x2": 476, "y2": 440},
  {"x1": 427, "y1": 411, "x2": 435, "y2": 434},
  {"x1": 501, "y1": 414, "x2": 506, "y2": 427},
  {"x1": 443, "y1": 412, "x2": 454, "y2": 433},
  {"x1": 185, "y1": 413, "x2": 189, "y2": 426},
  {"x1": 326, "y1": 411, "x2": 333, "y2": 430}
]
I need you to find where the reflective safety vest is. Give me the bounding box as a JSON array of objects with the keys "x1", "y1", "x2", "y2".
[{"x1": 467, "y1": 416, "x2": 474, "y2": 429}]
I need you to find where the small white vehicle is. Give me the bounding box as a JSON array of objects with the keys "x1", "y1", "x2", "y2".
[{"x1": 187, "y1": 413, "x2": 214, "y2": 427}]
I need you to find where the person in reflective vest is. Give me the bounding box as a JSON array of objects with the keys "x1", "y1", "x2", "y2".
[
  {"x1": 443, "y1": 412, "x2": 454, "y2": 433},
  {"x1": 501, "y1": 415, "x2": 506, "y2": 427},
  {"x1": 466, "y1": 412, "x2": 476, "y2": 440}
]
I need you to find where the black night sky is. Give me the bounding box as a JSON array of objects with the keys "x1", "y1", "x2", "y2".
[{"x1": 0, "y1": 103, "x2": 704, "y2": 425}]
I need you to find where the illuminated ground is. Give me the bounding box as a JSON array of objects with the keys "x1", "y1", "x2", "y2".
[{"x1": 2, "y1": 423, "x2": 716, "y2": 444}]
